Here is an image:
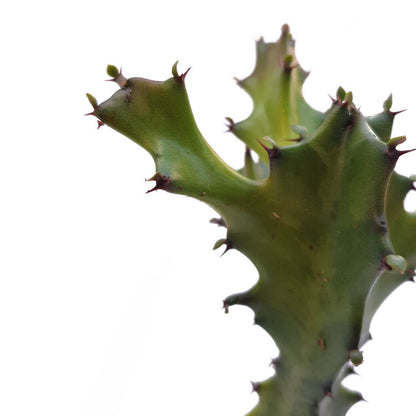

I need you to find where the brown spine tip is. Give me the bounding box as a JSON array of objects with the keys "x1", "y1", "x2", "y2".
[
  {"x1": 209, "y1": 217, "x2": 226, "y2": 227},
  {"x1": 323, "y1": 381, "x2": 334, "y2": 398},
  {"x1": 173, "y1": 62, "x2": 191, "y2": 83},
  {"x1": 257, "y1": 138, "x2": 280, "y2": 160},
  {"x1": 145, "y1": 173, "x2": 172, "y2": 193},
  {"x1": 251, "y1": 381, "x2": 261, "y2": 393},
  {"x1": 385, "y1": 136, "x2": 416, "y2": 160},
  {"x1": 221, "y1": 240, "x2": 233, "y2": 256},
  {"x1": 283, "y1": 54, "x2": 299, "y2": 73},
  {"x1": 234, "y1": 77, "x2": 244, "y2": 88},
  {"x1": 270, "y1": 356, "x2": 280, "y2": 369},
  {"x1": 213, "y1": 238, "x2": 233, "y2": 255},
  {"x1": 225, "y1": 117, "x2": 235, "y2": 132},
  {"x1": 398, "y1": 148, "x2": 416, "y2": 158},
  {"x1": 389, "y1": 108, "x2": 406, "y2": 117}
]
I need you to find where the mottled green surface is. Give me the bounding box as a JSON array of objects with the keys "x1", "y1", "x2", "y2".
[{"x1": 87, "y1": 25, "x2": 415, "y2": 416}]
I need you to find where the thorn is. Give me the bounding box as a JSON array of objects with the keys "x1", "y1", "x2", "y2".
[
  {"x1": 145, "y1": 173, "x2": 171, "y2": 193},
  {"x1": 270, "y1": 356, "x2": 280, "y2": 369},
  {"x1": 389, "y1": 108, "x2": 406, "y2": 117},
  {"x1": 84, "y1": 111, "x2": 96, "y2": 117},
  {"x1": 213, "y1": 238, "x2": 232, "y2": 255},
  {"x1": 385, "y1": 136, "x2": 415, "y2": 160},
  {"x1": 251, "y1": 381, "x2": 261, "y2": 393},
  {"x1": 209, "y1": 217, "x2": 226, "y2": 227},
  {"x1": 318, "y1": 338, "x2": 326, "y2": 351},
  {"x1": 272, "y1": 212, "x2": 281, "y2": 220},
  {"x1": 342, "y1": 362, "x2": 358, "y2": 377},
  {"x1": 360, "y1": 331, "x2": 372, "y2": 345},
  {"x1": 225, "y1": 117, "x2": 235, "y2": 132},
  {"x1": 283, "y1": 54, "x2": 295, "y2": 71},
  {"x1": 323, "y1": 381, "x2": 333, "y2": 398},
  {"x1": 284, "y1": 62, "x2": 299, "y2": 73},
  {"x1": 291, "y1": 125, "x2": 308, "y2": 137},
  {"x1": 173, "y1": 63, "x2": 191, "y2": 83},
  {"x1": 404, "y1": 269, "x2": 415, "y2": 282},
  {"x1": 257, "y1": 137, "x2": 280, "y2": 160},
  {"x1": 244, "y1": 145, "x2": 252, "y2": 160},
  {"x1": 97, "y1": 120, "x2": 105, "y2": 129},
  {"x1": 382, "y1": 95, "x2": 406, "y2": 117},
  {"x1": 234, "y1": 77, "x2": 243, "y2": 87},
  {"x1": 289, "y1": 125, "x2": 308, "y2": 142},
  {"x1": 397, "y1": 148, "x2": 416, "y2": 158},
  {"x1": 257, "y1": 139, "x2": 270, "y2": 153},
  {"x1": 224, "y1": 291, "x2": 252, "y2": 310},
  {"x1": 182, "y1": 67, "x2": 191, "y2": 78},
  {"x1": 221, "y1": 242, "x2": 232, "y2": 256}
]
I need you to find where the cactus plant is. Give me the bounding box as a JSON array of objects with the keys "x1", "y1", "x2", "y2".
[{"x1": 86, "y1": 24, "x2": 416, "y2": 416}]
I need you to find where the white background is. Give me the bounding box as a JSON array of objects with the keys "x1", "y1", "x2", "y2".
[{"x1": 1, "y1": 1, "x2": 416, "y2": 415}]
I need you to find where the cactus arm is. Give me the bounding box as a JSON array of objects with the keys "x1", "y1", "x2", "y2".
[
  {"x1": 386, "y1": 172, "x2": 416, "y2": 267},
  {"x1": 358, "y1": 96, "x2": 416, "y2": 346},
  {"x1": 359, "y1": 172, "x2": 416, "y2": 347},
  {"x1": 230, "y1": 25, "x2": 325, "y2": 163},
  {"x1": 318, "y1": 363, "x2": 362, "y2": 416},
  {"x1": 87, "y1": 67, "x2": 258, "y2": 217}
]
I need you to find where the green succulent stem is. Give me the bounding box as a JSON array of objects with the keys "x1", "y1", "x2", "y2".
[{"x1": 87, "y1": 24, "x2": 415, "y2": 416}]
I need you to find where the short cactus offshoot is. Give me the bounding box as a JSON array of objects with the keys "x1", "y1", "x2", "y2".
[{"x1": 86, "y1": 25, "x2": 416, "y2": 416}]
